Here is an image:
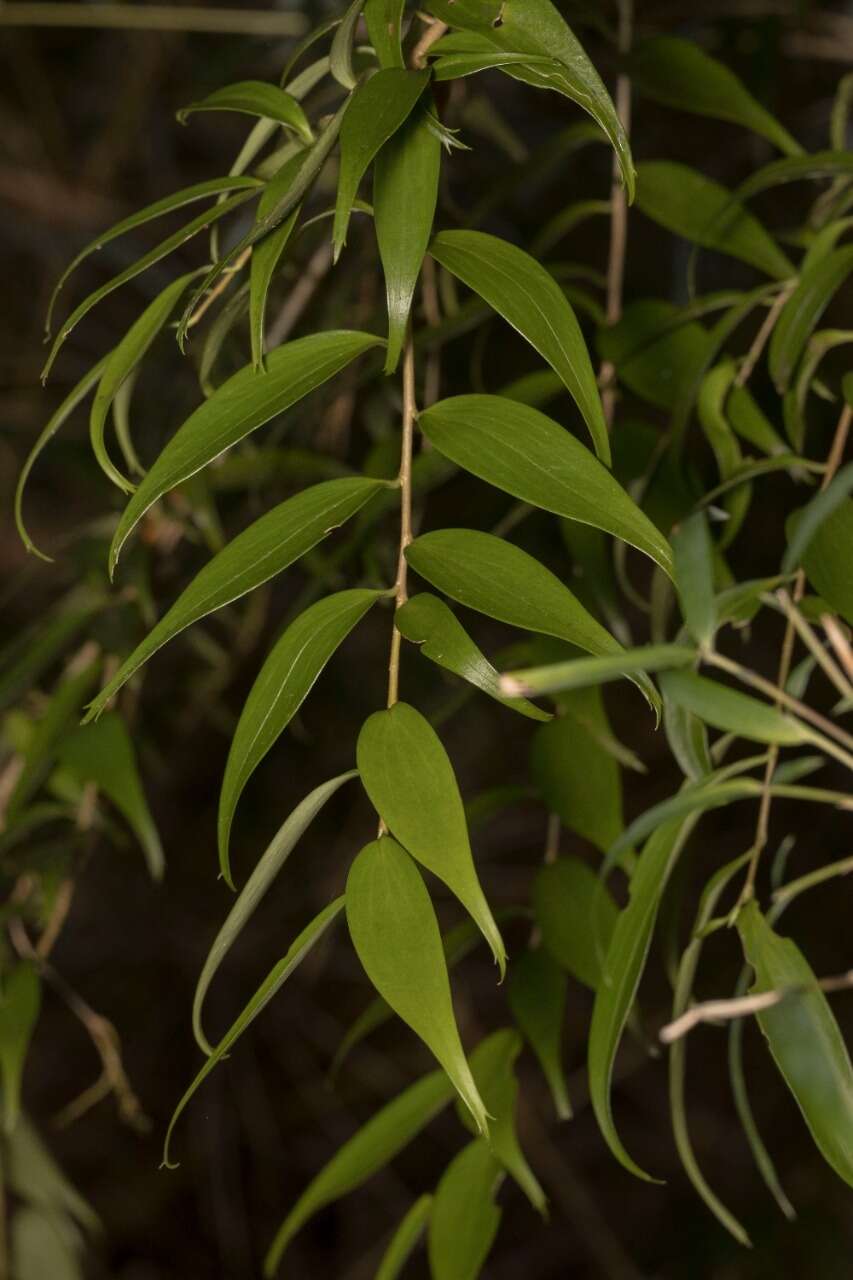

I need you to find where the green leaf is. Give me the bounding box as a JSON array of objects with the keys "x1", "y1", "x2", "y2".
[
  {"x1": 198, "y1": 774, "x2": 357, "y2": 1054},
  {"x1": 589, "y1": 817, "x2": 698, "y2": 1180},
  {"x1": 799, "y1": 497, "x2": 853, "y2": 626},
  {"x1": 631, "y1": 37, "x2": 802, "y2": 156},
  {"x1": 375, "y1": 103, "x2": 441, "y2": 372},
  {"x1": 346, "y1": 838, "x2": 489, "y2": 1131},
  {"x1": 395, "y1": 593, "x2": 550, "y2": 721},
  {"x1": 330, "y1": 0, "x2": 367, "y2": 89},
  {"x1": 428, "y1": 1138, "x2": 502, "y2": 1280},
  {"x1": 41, "y1": 188, "x2": 260, "y2": 382},
  {"x1": 769, "y1": 246, "x2": 853, "y2": 391},
  {"x1": 57, "y1": 713, "x2": 164, "y2": 880},
  {"x1": 11, "y1": 1208, "x2": 83, "y2": 1280},
  {"x1": 672, "y1": 512, "x2": 716, "y2": 647},
  {"x1": 598, "y1": 299, "x2": 711, "y2": 411},
  {"x1": 376, "y1": 1195, "x2": 432, "y2": 1280},
  {"x1": 533, "y1": 856, "x2": 618, "y2": 989},
  {"x1": 783, "y1": 462, "x2": 853, "y2": 575},
  {"x1": 87, "y1": 477, "x2": 388, "y2": 719},
  {"x1": 502, "y1": 644, "x2": 695, "y2": 699},
  {"x1": 218, "y1": 591, "x2": 381, "y2": 883},
  {"x1": 419, "y1": 395, "x2": 672, "y2": 574},
  {"x1": 728, "y1": 382, "x2": 787, "y2": 457},
  {"x1": 108, "y1": 331, "x2": 382, "y2": 573},
  {"x1": 734, "y1": 150, "x2": 853, "y2": 204},
  {"x1": 177, "y1": 80, "x2": 313, "y2": 142},
  {"x1": 430, "y1": 231, "x2": 609, "y2": 463},
  {"x1": 664, "y1": 695, "x2": 712, "y2": 782},
  {"x1": 696, "y1": 359, "x2": 750, "y2": 549},
  {"x1": 635, "y1": 162, "x2": 794, "y2": 280},
  {"x1": 365, "y1": 0, "x2": 405, "y2": 68},
  {"x1": 425, "y1": 0, "x2": 634, "y2": 201},
  {"x1": 356, "y1": 704, "x2": 505, "y2": 974},
  {"x1": 737, "y1": 902, "x2": 853, "y2": 1188},
  {"x1": 333, "y1": 68, "x2": 430, "y2": 260},
  {"x1": 249, "y1": 195, "x2": 301, "y2": 371},
  {"x1": 265, "y1": 1065, "x2": 453, "y2": 1276},
  {"x1": 508, "y1": 948, "x2": 571, "y2": 1120},
  {"x1": 658, "y1": 669, "x2": 812, "y2": 746},
  {"x1": 6, "y1": 1117, "x2": 99, "y2": 1234},
  {"x1": 0, "y1": 964, "x2": 40, "y2": 1133},
  {"x1": 89, "y1": 272, "x2": 200, "y2": 494},
  {"x1": 432, "y1": 45, "x2": 555, "y2": 81},
  {"x1": 164, "y1": 898, "x2": 344, "y2": 1171}
]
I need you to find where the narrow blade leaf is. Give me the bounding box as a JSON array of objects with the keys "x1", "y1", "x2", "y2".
[
  {"x1": 533, "y1": 856, "x2": 619, "y2": 989},
  {"x1": 659, "y1": 669, "x2": 811, "y2": 746},
  {"x1": 177, "y1": 80, "x2": 313, "y2": 143},
  {"x1": 428, "y1": 1138, "x2": 502, "y2": 1280},
  {"x1": 0, "y1": 964, "x2": 40, "y2": 1134},
  {"x1": 376, "y1": 1195, "x2": 432, "y2": 1280},
  {"x1": 508, "y1": 948, "x2": 571, "y2": 1121}
]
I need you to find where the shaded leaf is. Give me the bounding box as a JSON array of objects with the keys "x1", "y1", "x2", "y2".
[
  {"x1": 427, "y1": 1138, "x2": 502, "y2": 1280},
  {"x1": 250, "y1": 188, "x2": 301, "y2": 370},
  {"x1": 783, "y1": 462, "x2": 853, "y2": 575},
  {"x1": 672, "y1": 512, "x2": 716, "y2": 647},
  {"x1": 376, "y1": 1195, "x2": 432, "y2": 1280},
  {"x1": 6, "y1": 1118, "x2": 98, "y2": 1234},
  {"x1": 799, "y1": 498, "x2": 853, "y2": 626},
  {"x1": 598, "y1": 299, "x2": 711, "y2": 411},
  {"x1": 330, "y1": 0, "x2": 367, "y2": 89},
  {"x1": 0, "y1": 964, "x2": 40, "y2": 1133},
  {"x1": 365, "y1": 0, "x2": 405, "y2": 68},
  {"x1": 533, "y1": 856, "x2": 619, "y2": 989},
  {"x1": 508, "y1": 948, "x2": 571, "y2": 1120},
  {"x1": 659, "y1": 669, "x2": 811, "y2": 746},
  {"x1": 769, "y1": 246, "x2": 853, "y2": 391},
  {"x1": 11, "y1": 1208, "x2": 82, "y2": 1280},
  {"x1": 177, "y1": 80, "x2": 312, "y2": 142}
]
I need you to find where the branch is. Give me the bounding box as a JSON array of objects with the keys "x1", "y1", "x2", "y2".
[{"x1": 660, "y1": 969, "x2": 853, "y2": 1043}]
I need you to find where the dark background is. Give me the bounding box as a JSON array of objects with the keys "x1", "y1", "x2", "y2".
[{"x1": 2, "y1": 2, "x2": 852, "y2": 1277}]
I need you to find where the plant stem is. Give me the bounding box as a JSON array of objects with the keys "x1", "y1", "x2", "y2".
[
  {"x1": 734, "y1": 281, "x2": 797, "y2": 388},
  {"x1": 599, "y1": 0, "x2": 632, "y2": 428},
  {"x1": 385, "y1": 329, "x2": 416, "y2": 711}
]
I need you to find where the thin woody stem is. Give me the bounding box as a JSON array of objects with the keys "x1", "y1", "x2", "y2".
[{"x1": 599, "y1": 0, "x2": 632, "y2": 429}]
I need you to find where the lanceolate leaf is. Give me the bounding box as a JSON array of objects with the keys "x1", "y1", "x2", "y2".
[
  {"x1": 419, "y1": 395, "x2": 673, "y2": 574},
  {"x1": 428, "y1": 1138, "x2": 502, "y2": 1280},
  {"x1": 768, "y1": 245, "x2": 853, "y2": 391},
  {"x1": 57, "y1": 713, "x2": 164, "y2": 880},
  {"x1": 502, "y1": 644, "x2": 695, "y2": 698},
  {"x1": 508, "y1": 948, "x2": 571, "y2": 1120},
  {"x1": 89, "y1": 272, "x2": 200, "y2": 494},
  {"x1": 782, "y1": 462, "x2": 853, "y2": 574},
  {"x1": 589, "y1": 817, "x2": 698, "y2": 1180},
  {"x1": 87, "y1": 478, "x2": 388, "y2": 720},
  {"x1": 799, "y1": 498, "x2": 853, "y2": 626},
  {"x1": 108, "y1": 331, "x2": 383, "y2": 572},
  {"x1": 376, "y1": 1196, "x2": 432, "y2": 1280},
  {"x1": 177, "y1": 80, "x2": 313, "y2": 142},
  {"x1": 364, "y1": 0, "x2": 405, "y2": 68},
  {"x1": 333, "y1": 68, "x2": 430, "y2": 260},
  {"x1": 430, "y1": 232, "x2": 610, "y2": 463},
  {"x1": 330, "y1": 0, "x2": 367, "y2": 89},
  {"x1": 217, "y1": 591, "x2": 382, "y2": 884},
  {"x1": 356, "y1": 704, "x2": 505, "y2": 974},
  {"x1": 734, "y1": 150, "x2": 853, "y2": 204},
  {"x1": 345, "y1": 838, "x2": 489, "y2": 1132},
  {"x1": 672, "y1": 512, "x2": 716, "y2": 647},
  {"x1": 164, "y1": 899, "x2": 345, "y2": 1170},
  {"x1": 374, "y1": 104, "x2": 441, "y2": 372},
  {"x1": 0, "y1": 964, "x2": 40, "y2": 1134},
  {"x1": 597, "y1": 299, "x2": 711, "y2": 412},
  {"x1": 658, "y1": 669, "x2": 811, "y2": 746},
  {"x1": 250, "y1": 195, "x2": 301, "y2": 370},
  {"x1": 432, "y1": 46, "x2": 555, "y2": 81},
  {"x1": 635, "y1": 162, "x2": 794, "y2": 280},
  {"x1": 737, "y1": 902, "x2": 853, "y2": 1188},
  {"x1": 533, "y1": 856, "x2": 619, "y2": 989},
  {"x1": 631, "y1": 37, "x2": 802, "y2": 156},
  {"x1": 395, "y1": 593, "x2": 550, "y2": 721}
]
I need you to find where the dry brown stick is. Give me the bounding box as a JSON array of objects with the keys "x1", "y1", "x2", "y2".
[
  {"x1": 599, "y1": 0, "x2": 633, "y2": 429},
  {"x1": 186, "y1": 245, "x2": 252, "y2": 330},
  {"x1": 660, "y1": 967, "x2": 853, "y2": 1043},
  {"x1": 823, "y1": 613, "x2": 853, "y2": 683},
  {"x1": 734, "y1": 281, "x2": 797, "y2": 388},
  {"x1": 774, "y1": 589, "x2": 853, "y2": 702},
  {"x1": 410, "y1": 16, "x2": 448, "y2": 67}
]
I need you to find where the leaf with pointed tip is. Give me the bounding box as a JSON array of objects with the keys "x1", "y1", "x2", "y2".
[
  {"x1": 672, "y1": 512, "x2": 715, "y2": 647},
  {"x1": 659, "y1": 670, "x2": 811, "y2": 746},
  {"x1": 177, "y1": 80, "x2": 313, "y2": 142},
  {"x1": 346, "y1": 838, "x2": 488, "y2": 1132},
  {"x1": 728, "y1": 383, "x2": 787, "y2": 457},
  {"x1": 737, "y1": 902, "x2": 853, "y2": 1188},
  {"x1": 502, "y1": 644, "x2": 695, "y2": 699},
  {"x1": 6, "y1": 1117, "x2": 99, "y2": 1234},
  {"x1": 769, "y1": 246, "x2": 853, "y2": 391},
  {"x1": 632, "y1": 37, "x2": 801, "y2": 156},
  {"x1": 0, "y1": 964, "x2": 40, "y2": 1133},
  {"x1": 432, "y1": 48, "x2": 555, "y2": 80},
  {"x1": 249, "y1": 185, "x2": 301, "y2": 370},
  {"x1": 41, "y1": 188, "x2": 260, "y2": 382},
  {"x1": 430, "y1": 232, "x2": 609, "y2": 463},
  {"x1": 333, "y1": 68, "x2": 430, "y2": 260},
  {"x1": 164, "y1": 898, "x2": 344, "y2": 1170},
  {"x1": 108, "y1": 331, "x2": 382, "y2": 572},
  {"x1": 365, "y1": 0, "x2": 405, "y2": 67},
  {"x1": 783, "y1": 463, "x2": 853, "y2": 575},
  {"x1": 374, "y1": 104, "x2": 440, "y2": 372},
  {"x1": 420, "y1": 395, "x2": 673, "y2": 574},
  {"x1": 395, "y1": 593, "x2": 549, "y2": 721},
  {"x1": 88, "y1": 478, "x2": 388, "y2": 720},
  {"x1": 218, "y1": 593, "x2": 380, "y2": 885},
  {"x1": 589, "y1": 816, "x2": 698, "y2": 1180},
  {"x1": 534, "y1": 856, "x2": 619, "y2": 989},
  {"x1": 798, "y1": 498, "x2": 853, "y2": 627},
  {"x1": 89, "y1": 272, "x2": 200, "y2": 494},
  {"x1": 376, "y1": 1195, "x2": 432, "y2": 1280},
  {"x1": 598, "y1": 299, "x2": 711, "y2": 411},
  {"x1": 734, "y1": 150, "x2": 853, "y2": 204},
  {"x1": 330, "y1": 0, "x2": 367, "y2": 88},
  {"x1": 635, "y1": 162, "x2": 794, "y2": 280},
  {"x1": 509, "y1": 948, "x2": 570, "y2": 1120},
  {"x1": 428, "y1": 1138, "x2": 502, "y2": 1280},
  {"x1": 357, "y1": 704, "x2": 505, "y2": 974},
  {"x1": 57, "y1": 713, "x2": 163, "y2": 880}
]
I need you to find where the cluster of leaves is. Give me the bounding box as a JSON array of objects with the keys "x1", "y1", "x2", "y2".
[{"x1": 5, "y1": 0, "x2": 853, "y2": 1275}]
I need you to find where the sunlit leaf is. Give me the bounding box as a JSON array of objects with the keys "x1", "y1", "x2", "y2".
[
  {"x1": 508, "y1": 948, "x2": 571, "y2": 1120},
  {"x1": 427, "y1": 1138, "x2": 502, "y2": 1280},
  {"x1": 533, "y1": 856, "x2": 619, "y2": 988},
  {"x1": 177, "y1": 80, "x2": 313, "y2": 142}
]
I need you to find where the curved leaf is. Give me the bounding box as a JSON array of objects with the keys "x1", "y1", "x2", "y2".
[
  {"x1": 356, "y1": 704, "x2": 505, "y2": 974},
  {"x1": 376, "y1": 1195, "x2": 432, "y2": 1280},
  {"x1": 365, "y1": 0, "x2": 405, "y2": 68},
  {"x1": 503, "y1": 644, "x2": 695, "y2": 699},
  {"x1": 428, "y1": 1138, "x2": 502, "y2": 1280},
  {"x1": 109, "y1": 331, "x2": 382, "y2": 572},
  {"x1": 734, "y1": 150, "x2": 853, "y2": 203},
  {"x1": 768, "y1": 245, "x2": 853, "y2": 391},
  {"x1": 0, "y1": 964, "x2": 40, "y2": 1134},
  {"x1": 533, "y1": 856, "x2": 619, "y2": 989},
  {"x1": 783, "y1": 461, "x2": 853, "y2": 574},
  {"x1": 508, "y1": 948, "x2": 571, "y2": 1120},
  {"x1": 799, "y1": 498, "x2": 853, "y2": 626},
  {"x1": 598, "y1": 298, "x2": 712, "y2": 412},
  {"x1": 345, "y1": 837, "x2": 489, "y2": 1131},
  {"x1": 249, "y1": 193, "x2": 301, "y2": 370},
  {"x1": 672, "y1": 512, "x2": 716, "y2": 647},
  {"x1": 177, "y1": 80, "x2": 312, "y2": 142},
  {"x1": 430, "y1": 231, "x2": 610, "y2": 463},
  {"x1": 659, "y1": 669, "x2": 811, "y2": 746},
  {"x1": 88, "y1": 478, "x2": 388, "y2": 719},
  {"x1": 330, "y1": 0, "x2": 367, "y2": 89}
]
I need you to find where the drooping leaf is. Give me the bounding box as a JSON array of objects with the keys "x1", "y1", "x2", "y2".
[
  {"x1": 5, "y1": 1117, "x2": 99, "y2": 1234},
  {"x1": 0, "y1": 964, "x2": 40, "y2": 1133},
  {"x1": 631, "y1": 37, "x2": 801, "y2": 156},
  {"x1": 356, "y1": 705, "x2": 505, "y2": 974},
  {"x1": 635, "y1": 162, "x2": 794, "y2": 280},
  {"x1": 664, "y1": 695, "x2": 712, "y2": 782},
  {"x1": 419, "y1": 395, "x2": 673, "y2": 574},
  {"x1": 727, "y1": 383, "x2": 787, "y2": 457},
  {"x1": 11, "y1": 1208, "x2": 83, "y2": 1280},
  {"x1": 432, "y1": 44, "x2": 555, "y2": 82},
  {"x1": 376, "y1": 1195, "x2": 432, "y2": 1280},
  {"x1": 430, "y1": 231, "x2": 610, "y2": 463},
  {"x1": 57, "y1": 714, "x2": 164, "y2": 880},
  {"x1": 177, "y1": 80, "x2": 313, "y2": 142},
  {"x1": 218, "y1": 591, "x2": 382, "y2": 882},
  {"x1": 533, "y1": 856, "x2": 619, "y2": 989},
  {"x1": 249, "y1": 186, "x2": 301, "y2": 370},
  {"x1": 395, "y1": 593, "x2": 550, "y2": 721},
  {"x1": 330, "y1": 0, "x2": 367, "y2": 88},
  {"x1": 783, "y1": 462, "x2": 853, "y2": 575},
  {"x1": 427, "y1": 1138, "x2": 503, "y2": 1280},
  {"x1": 365, "y1": 0, "x2": 405, "y2": 68},
  {"x1": 768, "y1": 246, "x2": 853, "y2": 391},
  {"x1": 598, "y1": 299, "x2": 712, "y2": 411},
  {"x1": 659, "y1": 669, "x2": 811, "y2": 746},
  {"x1": 508, "y1": 948, "x2": 571, "y2": 1120},
  {"x1": 734, "y1": 150, "x2": 853, "y2": 204},
  {"x1": 502, "y1": 644, "x2": 695, "y2": 699},
  {"x1": 88, "y1": 478, "x2": 388, "y2": 720},
  {"x1": 799, "y1": 498, "x2": 853, "y2": 626},
  {"x1": 737, "y1": 902, "x2": 853, "y2": 1188},
  {"x1": 696, "y1": 359, "x2": 750, "y2": 549},
  {"x1": 374, "y1": 103, "x2": 441, "y2": 372},
  {"x1": 108, "y1": 331, "x2": 382, "y2": 572},
  {"x1": 164, "y1": 898, "x2": 345, "y2": 1170},
  {"x1": 346, "y1": 838, "x2": 489, "y2": 1131},
  {"x1": 672, "y1": 512, "x2": 716, "y2": 648},
  {"x1": 333, "y1": 68, "x2": 430, "y2": 259}
]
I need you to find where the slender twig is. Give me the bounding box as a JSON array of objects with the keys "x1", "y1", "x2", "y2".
[
  {"x1": 660, "y1": 968, "x2": 853, "y2": 1043},
  {"x1": 186, "y1": 246, "x2": 252, "y2": 331},
  {"x1": 822, "y1": 613, "x2": 853, "y2": 683},
  {"x1": 0, "y1": 4, "x2": 307, "y2": 35},
  {"x1": 773, "y1": 589, "x2": 853, "y2": 702},
  {"x1": 734, "y1": 281, "x2": 797, "y2": 388},
  {"x1": 599, "y1": 0, "x2": 632, "y2": 429},
  {"x1": 410, "y1": 16, "x2": 448, "y2": 68}
]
